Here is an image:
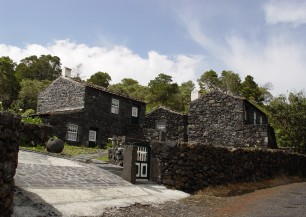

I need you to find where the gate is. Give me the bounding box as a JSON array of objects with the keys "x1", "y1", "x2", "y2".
[{"x1": 134, "y1": 142, "x2": 150, "y2": 179}]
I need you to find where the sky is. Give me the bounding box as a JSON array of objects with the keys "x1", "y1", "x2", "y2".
[{"x1": 0, "y1": 0, "x2": 306, "y2": 95}]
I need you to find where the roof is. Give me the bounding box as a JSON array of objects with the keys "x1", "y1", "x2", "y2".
[
  {"x1": 63, "y1": 76, "x2": 145, "y2": 104},
  {"x1": 35, "y1": 108, "x2": 84, "y2": 116},
  {"x1": 146, "y1": 106, "x2": 185, "y2": 116}
]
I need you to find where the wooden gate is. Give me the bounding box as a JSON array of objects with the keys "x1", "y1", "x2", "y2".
[{"x1": 134, "y1": 142, "x2": 150, "y2": 179}]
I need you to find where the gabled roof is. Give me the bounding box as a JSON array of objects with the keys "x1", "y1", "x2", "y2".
[
  {"x1": 62, "y1": 76, "x2": 145, "y2": 103},
  {"x1": 146, "y1": 106, "x2": 185, "y2": 116}
]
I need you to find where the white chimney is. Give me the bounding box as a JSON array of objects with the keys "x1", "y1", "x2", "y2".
[
  {"x1": 191, "y1": 89, "x2": 201, "y2": 101},
  {"x1": 62, "y1": 67, "x2": 72, "y2": 77}
]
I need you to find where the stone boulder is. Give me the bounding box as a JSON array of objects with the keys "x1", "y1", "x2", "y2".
[{"x1": 46, "y1": 138, "x2": 64, "y2": 153}]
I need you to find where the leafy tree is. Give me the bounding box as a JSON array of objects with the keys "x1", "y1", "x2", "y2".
[
  {"x1": 197, "y1": 70, "x2": 220, "y2": 91},
  {"x1": 219, "y1": 70, "x2": 241, "y2": 95},
  {"x1": 108, "y1": 78, "x2": 148, "y2": 101},
  {"x1": 267, "y1": 91, "x2": 306, "y2": 151},
  {"x1": 147, "y1": 73, "x2": 179, "y2": 110},
  {"x1": 0, "y1": 56, "x2": 19, "y2": 109},
  {"x1": 87, "y1": 71, "x2": 111, "y2": 88},
  {"x1": 13, "y1": 79, "x2": 51, "y2": 111},
  {"x1": 177, "y1": 81, "x2": 195, "y2": 113},
  {"x1": 15, "y1": 55, "x2": 61, "y2": 81},
  {"x1": 241, "y1": 75, "x2": 262, "y2": 102}
]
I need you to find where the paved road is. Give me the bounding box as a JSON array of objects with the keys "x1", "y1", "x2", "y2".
[{"x1": 13, "y1": 150, "x2": 189, "y2": 217}]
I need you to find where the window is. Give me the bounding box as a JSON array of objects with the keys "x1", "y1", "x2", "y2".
[
  {"x1": 111, "y1": 98, "x2": 119, "y2": 114},
  {"x1": 67, "y1": 124, "x2": 78, "y2": 141},
  {"x1": 156, "y1": 120, "x2": 166, "y2": 131},
  {"x1": 132, "y1": 106, "x2": 138, "y2": 117},
  {"x1": 89, "y1": 130, "x2": 97, "y2": 142},
  {"x1": 253, "y1": 112, "x2": 257, "y2": 125}
]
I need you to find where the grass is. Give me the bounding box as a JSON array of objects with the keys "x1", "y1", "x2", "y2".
[
  {"x1": 21, "y1": 144, "x2": 104, "y2": 157},
  {"x1": 95, "y1": 154, "x2": 109, "y2": 162}
]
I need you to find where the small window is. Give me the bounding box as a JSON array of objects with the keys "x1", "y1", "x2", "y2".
[
  {"x1": 111, "y1": 99, "x2": 119, "y2": 114},
  {"x1": 254, "y1": 112, "x2": 257, "y2": 125},
  {"x1": 67, "y1": 124, "x2": 78, "y2": 141},
  {"x1": 132, "y1": 106, "x2": 138, "y2": 117},
  {"x1": 89, "y1": 130, "x2": 97, "y2": 142},
  {"x1": 156, "y1": 120, "x2": 166, "y2": 131}
]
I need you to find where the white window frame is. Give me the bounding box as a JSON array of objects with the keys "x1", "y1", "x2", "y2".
[
  {"x1": 111, "y1": 98, "x2": 119, "y2": 114},
  {"x1": 67, "y1": 124, "x2": 78, "y2": 141},
  {"x1": 156, "y1": 121, "x2": 166, "y2": 131},
  {"x1": 132, "y1": 106, "x2": 138, "y2": 117},
  {"x1": 89, "y1": 130, "x2": 97, "y2": 142}
]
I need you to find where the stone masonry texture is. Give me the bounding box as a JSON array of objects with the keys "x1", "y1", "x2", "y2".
[
  {"x1": 37, "y1": 77, "x2": 146, "y2": 147},
  {"x1": 188, "y1": 91, "x2": 276, "y2": 148},
  {"x1": 144, "y1": 107, "x2": 188, "y2": 142},
  {"x1": 0, "y1": 112, "x2": 20, "y2": 217},
  {"x1": 151, "y1": 141, "x2": 306, "y2": 192}
]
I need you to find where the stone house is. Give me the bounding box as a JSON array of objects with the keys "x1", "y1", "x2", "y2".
[
  {"x1": 36, "y1": 76, "x2": 146, "y2": 147},
  {"x1": 188, "y1": 91, "x2": 277, "y2": 148},
  {"x1": 144, "y1": 107, "x2": 188, "y2": 142}
]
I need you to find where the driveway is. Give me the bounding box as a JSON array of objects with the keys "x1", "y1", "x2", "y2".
[{"x1": 13, "y1": 150, "x2": 189, "y2": 217}]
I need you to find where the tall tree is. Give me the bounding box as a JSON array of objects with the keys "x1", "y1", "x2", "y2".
[
  {"x1": 0, "y1": 56, "x2": 19, "y2": 109},
  {"x1": 197, "y1": 70, "x2": 220, "y2": 91},
  {"x1": 219, "y1": 70, "x2": 241, "y2": 95},
  {"x1": 267, "y1": 91, "x2": 306, "y2": 151},
  {"x1": 148, "y1": 73, "x2": 179, "y2": 110},
  {"x1": 13, "y1": 79, "x2": 51, "y2": 111},
  {"x1": 108, "y1": 78, "x2": 149, "y2": 101},
  {"x1": 15, "y1": 55, "x2": 61, "y2": 81},
  {"x1": 241, "y1": 75, "x2": 261, "y2": 102},
  {"x1": 177, "y1": 81, "x2": 195, "y2": 113},
  {"x1": 87, "y1": 71, "x2": 111, "y2": 88}
]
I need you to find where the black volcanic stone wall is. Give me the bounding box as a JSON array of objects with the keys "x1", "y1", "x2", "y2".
[
  {"x1": 144, "y1": 107, "x2": 188, "y2": 142},
  {"x1": 188, "y1": 91, "x2": 275, "y2": 147},
  {"x1": 151, "y1": 141, "x2": 306, "y2": 192},
  {"x1": 0, "y1": 112, "x2": 20, "y2": 217}
]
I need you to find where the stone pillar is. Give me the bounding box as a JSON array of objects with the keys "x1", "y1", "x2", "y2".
[
  {"x1": 0, "y1": 112, "x2": 21, "y2": 217},
  {"x1": 122, "y1": 145, "x2": 137, "y2": 184}
]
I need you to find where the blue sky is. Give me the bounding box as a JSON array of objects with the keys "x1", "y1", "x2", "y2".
[{"x1": 1, "y1": 0, "x2": 306, "y2": 95}]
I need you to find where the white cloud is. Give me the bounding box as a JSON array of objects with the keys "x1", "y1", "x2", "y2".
[
  {"x1": 176, "y1": 6, "x2": 306, "y2": 95},
  {"x1": 264, "y1": 0, "x2": 306, "y2": 26},
  {"x1": 0, "y1": 40, "x2": 206, "y2": 85}
]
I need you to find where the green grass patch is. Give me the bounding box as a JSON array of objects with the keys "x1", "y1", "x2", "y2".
[
  {"x1": 95, "y1": 154, "x2": 109, "y2": 162},
  {"x1": 20, "y1": 144, "x2": 103, "y2": 157}
]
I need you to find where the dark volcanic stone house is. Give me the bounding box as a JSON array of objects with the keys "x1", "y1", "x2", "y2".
[
  {"x1": 144, "y1": 107, "x2": 188, "y2": 142},
  {"x1": 36, "y1": 76, "x2": 146, "y2": 147},
  {"x1": 188, "y1": 91, "x2": 277, "y2": 148}
]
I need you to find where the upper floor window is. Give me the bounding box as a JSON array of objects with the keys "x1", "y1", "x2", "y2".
[
  {"x1": 111, "y1": 98, "x2": 119, "y2": 114},
  {"x1": 67, "y1": 124, "x2": 78, "y2": 141},
  {"x1": 132, "y1": 106, "x2": 138, "y2": 117}
]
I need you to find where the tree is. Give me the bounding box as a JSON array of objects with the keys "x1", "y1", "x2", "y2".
[
  {"x1": 241, "y1": 75, "x2": 261, "y2": 102},
  {"x1": 219, "y1": 70, "x2": 241, "y2": 95},
  {"x1": 15, "y1": 55, "x2": 62, "y2": 81},
  {"x1": 87, "y1": 71, "x2": 111, "y2": 88},
  {"x1": 267, "y1": 91, "x2": 306, "y2": 151},
  {"x1": 197, "y1": 70, "x2": 220, "y2": 91},
  {"x1": 177, "y1": 81, "x2": 195, "y2": 113},
  {"x1": 0, "y1": 56, "x2": 19, "y2": 109},
  {"x1": 147, "y1": 73, "x2": 179, "y2": 110},
  {"x1": 108, "y1": 78, "x2": 149, "y2": 101},
  {"x1": 13, "y1": 79, "x2": 51, "y2": 111}
]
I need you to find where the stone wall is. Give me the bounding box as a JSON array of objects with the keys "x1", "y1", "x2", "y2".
[
  {"x1": 0, "y1": 112, "x2": 20, "y2": 217},
  {"x1": 188, "y1": 91, "x2": 276, "y2": 148},
  {"x1": 151, "y1": 141, "x2": 306, "y2": 192},
  {"x1": 37, "y1": 76, "x2": 85, "y2": 114},
  {"x1": 144, "y1": 107, "x2": 188, "y2": 142},
  {"x1": 19, "y1": 122, "x2": 53, "y2": 147}
]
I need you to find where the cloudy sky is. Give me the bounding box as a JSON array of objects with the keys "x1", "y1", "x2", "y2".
[{"x1": 0, "y1": 0, "x2": 305, "y2": 95}]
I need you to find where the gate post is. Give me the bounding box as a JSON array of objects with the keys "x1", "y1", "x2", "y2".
[{"x1": 122, "y1": 145, "x2": 137, "y2": 184}]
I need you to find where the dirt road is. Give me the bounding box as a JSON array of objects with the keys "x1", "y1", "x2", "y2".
[{"x1": 102, "y1": 179, "x2": 306, "y2": 217}]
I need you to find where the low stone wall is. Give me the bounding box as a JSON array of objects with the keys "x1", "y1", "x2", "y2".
[
  {"x1": 20, "y1": 122, "x2": 53, "y2": 147},
  {"x1": 0, "y1": 112, "x2": 20, "y2": 217},
  {"x1": 151, "y1": 141, "x2": 306, "y2": 192}
]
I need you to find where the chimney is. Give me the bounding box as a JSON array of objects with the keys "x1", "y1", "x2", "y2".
[
  {"x1": 62, "y1": 67, "x2": 72, "y2": 77},
  {"x1": 191, "y1": 89, "x2": 200, "y2": 101}
]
